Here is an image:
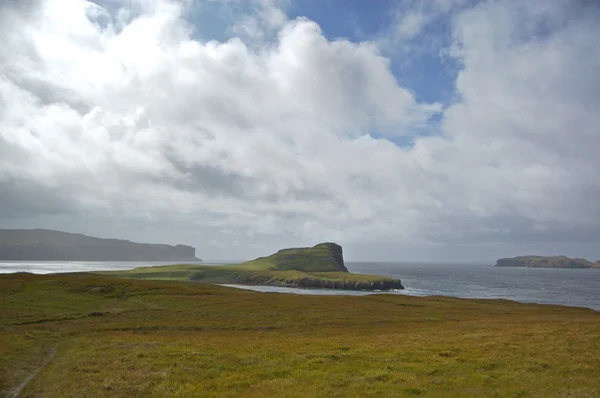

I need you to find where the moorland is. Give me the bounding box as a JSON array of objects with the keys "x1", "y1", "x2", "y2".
[{"x1": 1, "y1": 271, "x2": 599, "y2": 397}]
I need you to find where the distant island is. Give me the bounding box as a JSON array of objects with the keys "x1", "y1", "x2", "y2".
[
  {"x1": 495, "y1": 255, "x2": 600, "y2": 269},
  {"x1": 0, "y1": 229, "x2": 200, "y2": 262},
  {"x1": 102, "y1": 242, "x2": 404, "y2": 291}
]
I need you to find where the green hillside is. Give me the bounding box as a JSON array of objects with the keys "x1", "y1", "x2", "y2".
[
  {"x1": 100, "y1": 243, "x2": 403, "y2": 291},
  {"x1": 239, "y1": 242, "x2": 348, "y2": 272}
]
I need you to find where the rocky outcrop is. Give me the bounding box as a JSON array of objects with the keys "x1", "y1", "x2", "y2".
[
  {"x1": 313, "y1": 242, "x2": 346, "y2": 272},
  {"x1": 495, "y1": 256, "x2": 599, "y2": 269},
  {"x1": 266, "y1": 277, "x2": 404, "y2": 291},
  {"x1": 0, "y1": 229, "x2": 200, "y2": 261}
]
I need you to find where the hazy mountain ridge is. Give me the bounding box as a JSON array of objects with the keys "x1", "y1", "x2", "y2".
[{"x1": 0, "y1": 229, "x2": 199, "y2": 261}]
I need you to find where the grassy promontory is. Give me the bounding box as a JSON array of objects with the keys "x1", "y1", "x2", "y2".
[
  {"x1": 1, "y1": 272, "x2": 599, "y2": 397},
  {"x1": 101, "y1": 243, "x2": 404, "y2": 291}
]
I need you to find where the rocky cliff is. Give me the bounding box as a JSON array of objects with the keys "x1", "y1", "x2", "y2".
[
  {"x1": 0, "y1": 229, "x2": 200, "y2": 261},
  {"x1": 238, "y1": 274, "x2": 404, "y2": 290},
  {"x1": 495, "y1": 256, "x2": 599, "y2": 269}
]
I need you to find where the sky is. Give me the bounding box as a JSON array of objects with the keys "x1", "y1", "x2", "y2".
[{"x1": 0, "y1": 0, "x2": 599, "y2": 262}]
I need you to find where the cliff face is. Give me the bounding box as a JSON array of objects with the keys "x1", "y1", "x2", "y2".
[
  {"x1": 0, "y1": 229, "x2": 199, "y2": 261},
  {"x1": 495, "y1": 256, "x2": 598, "y2": 269},
  {"x1": 316, "y1": 242, "x2": 346, "y2": 272},
  {"x1": 255, "y1": 276, "x2": 404, "y2": 291}
]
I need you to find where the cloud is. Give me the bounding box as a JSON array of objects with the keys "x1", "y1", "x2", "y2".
[
  {"x1": 385, "y1": 0, "x2": 467, "y2": 47},
  {"x1": 440, "y1": 0, "x2": 600, "y2": 232},
  {"x1": 0, "y1": 0, "x2": 598, "y2": 260},
  {"x1": 230, "y1": 0, "x2": 288, "y2": 42}
]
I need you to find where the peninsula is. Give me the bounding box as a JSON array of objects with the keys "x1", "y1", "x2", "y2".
[
  {"x1": 495, "y1": 255, "x2": 600, "y2": 269},
  {"x1": 103, "y1": 242, "x2": 404, "y2": 291},
  {"x1": 0, "y1": 229, "x2": 200, "y2": 262}
]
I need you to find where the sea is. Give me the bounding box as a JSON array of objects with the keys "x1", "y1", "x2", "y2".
[{"x1": 1, "y1": 261, "x2": 599, "y2": 311}]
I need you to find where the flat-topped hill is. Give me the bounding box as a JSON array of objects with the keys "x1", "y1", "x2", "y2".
[
  {"x1": 237, "y1": 242, "x2": 348, "y2": 272},
  {"x1": 495, "y1": 256, "x2": 600, "y2": 269},
  {"x1": 0, "y1": 229, "x2": 200, "y2": 262},
  {"x1": 102, "y1": 243, "x2": 404, "y2": 291}
]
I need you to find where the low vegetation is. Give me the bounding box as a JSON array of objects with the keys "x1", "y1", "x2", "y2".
[
  {"x1": 1, "y1": 272, "x2": 599, "y2": 397},
  {"x1": 244, "y1": 242, "x2": 348, "y2": 272}
]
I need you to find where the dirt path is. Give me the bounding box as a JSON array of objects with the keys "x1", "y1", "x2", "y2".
[{"x1": 8, "y1": 348, "x2": 57, "y2": 398}]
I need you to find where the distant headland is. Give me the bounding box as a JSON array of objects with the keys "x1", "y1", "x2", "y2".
[
  {"x1": 0, "y1": 229, "x2": 200, "y2": 262},
  {"x1": 102, "y1": 242, "x2": 404, "y2": 291},
  {"x1": 495, "y1": 255, "x2": 600, "y2": 269}
]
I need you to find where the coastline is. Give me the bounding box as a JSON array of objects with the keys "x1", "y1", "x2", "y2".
[{"x1": 2, "y1": 261, "x2": 600, "y2": 311}]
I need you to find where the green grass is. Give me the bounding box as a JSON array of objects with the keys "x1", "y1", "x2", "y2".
[
  {"x1": 1, "y1": 272, "x2": 599, "y2": 397},
  {"x1": 100, "y1": 264, "x2": 205, "y2": 280},
  {"x1": 240, "y1": 242, "x2": 347, "y2": 272}
]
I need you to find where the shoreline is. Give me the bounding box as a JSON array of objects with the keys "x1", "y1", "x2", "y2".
[{"x1": 216, "y1": 282, "x2": 600, "y2": 312}]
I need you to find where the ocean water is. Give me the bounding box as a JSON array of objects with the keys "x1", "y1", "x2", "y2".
[
  {"x1": 1, "y1": 261, "x2": 598, "y2": 311},
  {"x1": 0, "y1": 261, "x2": 178, "y2": 274},
  {"x1": 348, "y1": 262, "x2": 600, "y2": 311}
]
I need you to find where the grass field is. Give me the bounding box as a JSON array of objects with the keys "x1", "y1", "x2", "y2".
[
  {"x1": 99, "y1": 264, "x2": 392, "y2": 282},
  {"x1": 1, "y1": 272, "x2": 599, "y2": 397}
]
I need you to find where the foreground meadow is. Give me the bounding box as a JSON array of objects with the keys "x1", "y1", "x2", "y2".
[{"x1": 1, "y1": 272, "x2": 599, "y2": 397}]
